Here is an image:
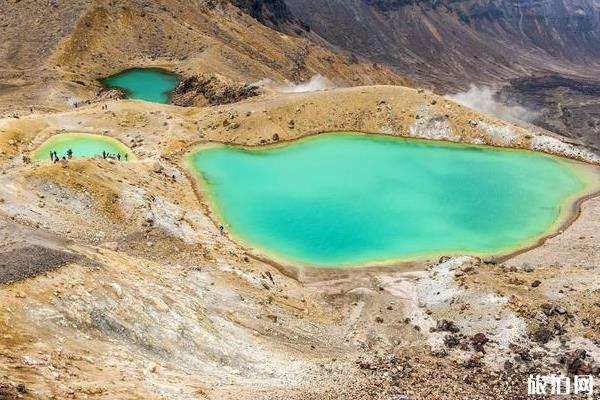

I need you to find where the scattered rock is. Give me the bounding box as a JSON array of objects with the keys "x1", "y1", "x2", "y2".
[
  {"x1": 511, "y1": 345, "x2": 532, "y2": 362},
  {"x1": 522, "y1": 263, "x2": 534, "y2": 273},
  {"x1": 103, "y1": 242, "x2": 119, "y2": 251},
  {"x1": 531, "y1": 327, "x2": 553, "y2": 344},
  {"x1": 109, "y1": 283, "x2": 123, "y2": 298},
  {"x1": 481, "y1": 256, "x2": 496, "y2": 265},
  {"x1": 436, "y1": 319, "x2": 460, "y2": 333},
  {"x1": 266, "y1": 314, "x2": 278, "y2": 323},
  {"x1": 151, "y1": 161, "x2": 163, "y2": 173},
  {"x1": 444, "y1": 334, "x2": 461, "y2": 348},
  {"x1": 471, "y1": 333, "x2": 488, "y2": 353},
  {"x1": 464, "y1": 356, "x2": 483, "y2": 368},
  {"x1": 563, "y1": 349, "x2": 593, "y2": 375},
  {"x1": 144, "y1": 211, "x2": 155, "y2": 224},
  {"x1": 540, "y1": 303, "x2": 554, "y2": 316}
]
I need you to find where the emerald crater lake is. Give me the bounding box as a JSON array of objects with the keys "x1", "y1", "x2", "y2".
[
  {"x1": 188, "y1": 133, "x2": 597, "y2": 268},
  {"x1": 33, "y1": 133, "x2": 134, "y2": 161},
  {"x1": 102, "y1": 68, "x2": 179, "y2": 103}
]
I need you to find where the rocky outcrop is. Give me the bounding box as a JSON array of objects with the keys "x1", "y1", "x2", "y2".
[{"x1": 170, "y1": 74, "x2": 260, "y2": 107}]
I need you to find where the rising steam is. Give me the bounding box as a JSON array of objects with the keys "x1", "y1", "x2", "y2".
[
  {"x1": 446, "y1": 85, "x2": 541, "y2": 123},
  {"x1": 255, "y1": 75, "x2": 335, "y2": 93}
]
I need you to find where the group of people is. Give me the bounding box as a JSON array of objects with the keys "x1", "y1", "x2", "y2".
[
  {"x1": 49, "y1": 149, "x2": 73, "y2": 162},
  {"x1": 102, "y1": 150, "x2": 127, "y2": 161},
  {"x1": 48, "y1": 149, "x2": 128, "y2": 162}
]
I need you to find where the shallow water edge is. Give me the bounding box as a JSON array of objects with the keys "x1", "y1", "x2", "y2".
[{"x1": 185, "y1": 132, "x2": 600, "y2": 271}]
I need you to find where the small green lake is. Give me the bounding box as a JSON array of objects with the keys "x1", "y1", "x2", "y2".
[
  {"x1": 33, "y1": 133, "x2": 134, "y2": 161},
  {"x1": 188, "y1": 133, "x2": 598, "y2": 268},
  {"x1": 101, "y1": 68, "x2": 179, "y2": 104}
]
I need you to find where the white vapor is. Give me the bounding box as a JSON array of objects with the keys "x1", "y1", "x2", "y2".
[
  {"x1": 254, "y1": 75, "x2": 335, "y2": 93},
  {"x1": 446, "y1": 85, "x2": 541, "y2": 123}
]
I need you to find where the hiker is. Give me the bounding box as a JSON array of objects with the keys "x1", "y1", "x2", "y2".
[
  {"x1": 124, "y1": 153, "x2": 128, "y2": 161},
  {"x1": 53, "y1": 151, "x2": 58, "y2": 160},
  {"x1": 67, "y1": 149, "x2": 73, "y2": 159},
  {"x1": 49, "y1": 151, "x2": 54, "y2": 161},
  {"x1": 117, "y1": 153, "x2": 121, "y2": 161},
  {"x1": 102, "y1": 151, "x2": 106, "y2": 159}
]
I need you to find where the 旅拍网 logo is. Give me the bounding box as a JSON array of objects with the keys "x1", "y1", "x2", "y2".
[{"x1": 528, "y1": 374, "x2": 594, "y2": 397}]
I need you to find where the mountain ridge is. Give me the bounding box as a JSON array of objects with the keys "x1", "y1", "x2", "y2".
[{"x1": 283, "y1": 0, "x2": 600, "y2": 151}]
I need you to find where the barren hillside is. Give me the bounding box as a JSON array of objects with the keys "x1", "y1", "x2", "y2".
[
  {"x1": 0, "y1": 0, "x2": 405, "y2": 116},
  {"x1": 0, "y1": 86, "x2": 599, "y2": 399},
  {"x1": 1, "y1": 1, "x2": 600, "y2": 399},
  {"x1": 285, "y1": 0, "x2": 600, "y2": 151}
]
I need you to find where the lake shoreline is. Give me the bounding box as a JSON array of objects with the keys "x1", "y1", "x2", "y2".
[
  {"x1": 32, "y1": 132, "x2": 135, "y2": 161},
  {"x1": 184, "y1": 132, "x2": 600, "y2": 276}
]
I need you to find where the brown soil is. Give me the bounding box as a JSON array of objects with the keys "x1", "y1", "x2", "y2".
[{"x1": 1, "y1": 2, "x2": 599, "y2": 398}]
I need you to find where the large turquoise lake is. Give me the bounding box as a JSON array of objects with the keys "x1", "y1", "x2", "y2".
[
  {"x1": 102, "y1": 68, "x2": 179, "y2": 104},
  {"x1": 188, "y1": 133, "x2": 596, "y2": 267}
]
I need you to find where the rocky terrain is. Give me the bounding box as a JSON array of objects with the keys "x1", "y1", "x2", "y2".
[
  {"x1": 284, "y1": 0, "x2": 600, "y2": 153},
  {"x1": 0, "y1": 84, "x2": 599, "y2": 399},
  {"x1": 170, "y1": 74, "x2": 260, "y2": 107},
  {"x1": 0, "y1": 0, "x2": 404, "y2": 117},
  {"x1": 500, "y1": 75, "x2": 600, "y2": 152},
  {"x1": 1, "y1": 1, "x2": 600, "y2": 399}
]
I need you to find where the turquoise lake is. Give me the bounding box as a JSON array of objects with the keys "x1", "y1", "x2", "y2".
[
  {"x1": 102, "y1": 68, "x2": 179, "y2": 103},
  {"x1": 188, "y1": 133, "x2": 595, "y2": 267},
  {"x1": 33, "y1": 133, "x2": 134, "y2": 161}
]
